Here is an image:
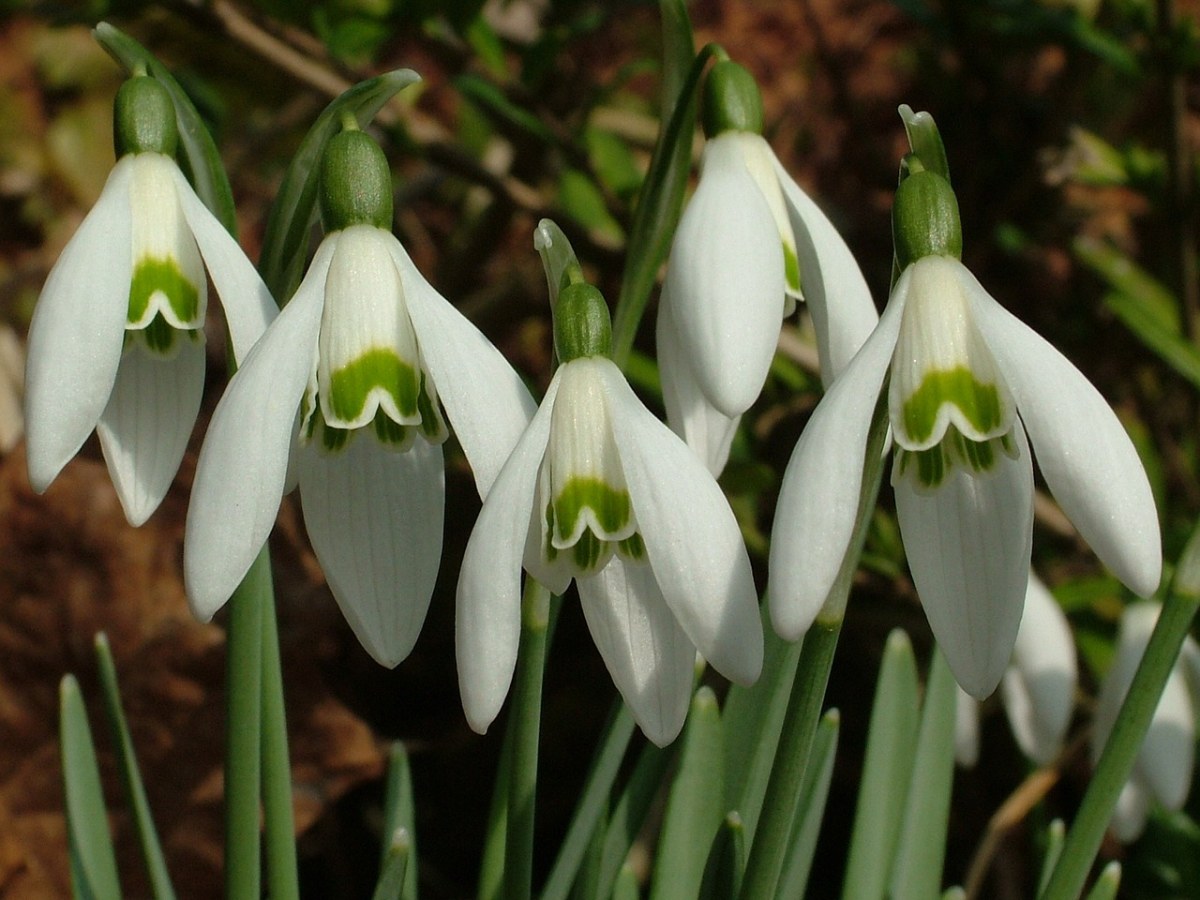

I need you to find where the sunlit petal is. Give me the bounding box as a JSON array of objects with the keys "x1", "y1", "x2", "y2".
[
  {"x1": 25, "y1": 158, "x2": 134, "y2": 492},
  {"x1": 768, "y1": 287, "x2": 905, "y2": 640},
  {"x1": 457, "y1": 374, "x2": 561, "y2": 734},
  {"x1": 392, "y1": 239, "x2": 536, "y2": 499},
  {"x1": 577, "y1": 556, "x2": 695, "y2": 747},
  {"x1": 769, "y1": 151, "x2": 878, "y2": 385},
  {"x1": 298, "y1": 436, "x2": 444, "y2": 667},
  {"x1": 966, "y1": 274, "x2": 1161, "y2": 596},
  {"x1": 602, "y1": 362, "x2": 762, "y2": 686},
  {"x1": 97, "y1": 336, "x2": 205, "y2": 526},
  {"x1": 894, "y1": 420, "x2": 1034, "y2": 698},
  {"x1": 664, "y1": 133, "x2": 785, "y2": 417},
  {"x1": 184, "y1": 236, "x2": 335, "y2": 621}
]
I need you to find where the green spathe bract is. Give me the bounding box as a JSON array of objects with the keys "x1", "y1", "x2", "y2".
[
  {"x1": 901, "y1": 366, "x2": 1003, "y2": 445},
  {"x1": 319, "y1": 129, "x2": 394, "y2": 232},
  {"x1": 114, "y1": 76, "x2": 178, "y2": 158},
  {"x1": 701, "y1": 59, "x2": 764, "y2": 138},
  {"x1": 892, "y1": 170, "x2": 961, "y2": 269}
]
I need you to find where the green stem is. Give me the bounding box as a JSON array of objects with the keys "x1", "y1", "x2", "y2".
[
  {"x1": 504, "y1": 579, "x2": 553, "y2": 900},
  {"x1": 1039, "y1": 587, "x2": 1200, "y2": 900},
  {"x1": 737, "y1": 621, "x2": 841, "y2": 900},
  {"x1": 260, "y1": 574, "x2": 299, "y2": 900},
  {"x1": 224, "y1": 549, "x2": 269, "y2": 900}
]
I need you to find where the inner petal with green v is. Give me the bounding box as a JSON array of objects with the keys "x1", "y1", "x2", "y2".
[
  {"x1": 550, "y1": 476, "x2": 635, "y2": 549},
  {"x1": 321, "y1": 347, "x2": 422, "y2": 431},
  {"x1": 900, "y1": 365, "x2": 1007, "y2": 448},
  {"x1": 127, "y1": 258, "x2": 202, "y2": 331},
  {"x1": 893, "y1": 427, "x2": 1018, "y2": 491}
]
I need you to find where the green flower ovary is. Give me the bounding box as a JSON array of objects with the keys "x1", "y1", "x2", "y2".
[
  {"x1": 902, "y1": 366, "x2": 1003, "y2": 445},
  {"x1": 545, "y1": 476, "x2": 644, "y2": 572}
]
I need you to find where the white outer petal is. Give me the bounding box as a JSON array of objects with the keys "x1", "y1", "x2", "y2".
[
  {"x1": 769, "y1": 151, "x2": 878, "y2": 385},
  {"x1": 457, "y1": 374, "x2": 560, "y2": 734},
  {"x1": 1135, "y1": 663, "x2": 1195, "y2": 810},
  {"x1": 657, "y1": 284, "x2": 739, "y2": 476},
  {"x1": 1001, "y1": 573, "x2": 1076, "y2": 765},
  {"x1": 895, "y1": 421, "x2": 1034, "y2": 699},
  {"x1": 768, "y1": 287, "x2": 906, "y2": 640},
  {"x1": 97, "y1": 338, "x2": 205, "y2": 526},
  {"x1": 954, "y1": 686, "x2": 981, "y2": 768},
  {"x1": 171, "y1": 167, "x2": 277, "y2": 362},
  {"x1": 577, "y1": 557, "x2": 695, "y2": 747},
  {"x1": 665, "y1": 135, "x2": 785, "y2": 417},
  {"x1": 966, "y1": 275, "x2": 1162, "y2": 597},
  {"x1": 298, "y1": 437, "x2": 444, "y2": 667},
  {"x1": 1111, "y1": 782, "x2": 1151, "y2": 843},
  {"x1": 183, "y1": 237, "x2": 335, "y2": 620},
  {"x1": 601, "y1": 364, "x2": 762, "y2": 686},
  {"x1": 391, "y1": 239, "x2": 536, "y2": 498},
  {"x1": 25, "y1": 158, "x2": 134, "y2": 492}
]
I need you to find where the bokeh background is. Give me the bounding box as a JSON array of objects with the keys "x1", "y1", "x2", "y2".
[{"x1": 0, "y1": 0, "x2": 1198, "y2": 896}]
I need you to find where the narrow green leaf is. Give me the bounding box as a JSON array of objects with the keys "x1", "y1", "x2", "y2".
[
  {"x1": 569, "y1": 795, "x2": 609, "y2": 900},
  {"x1": 455, "y1": 73, "x2": 558, "y2": 144},
  {"x1": 381, "y1": 743, "x2": 418, "y2": 900},
  {"x1": 699, "y1": 813, "x2": 745, "y2": 900},
  {"x1": 1083, "y1": 862, "x2": 1121, "y2": 900},
  {"x1": 372, "y1": 829, "x2": 412, "y2": 900},
  {"x1": 259, "y1": 69, "x2": 421, "y2": 301},
  {"x1": 93, "y1": 22, "x2": 237, "y2": 234},
  {"x1": 888, "y1": 648, "x2": 957, "y2": 900},
  {"x1": 658, "y1": 0, "x2": 693, "y2": 114},
  {"x1": 593, "y1": 740, "x2": 673, "y2": 899},
  {"x1": 1102, "y1": 289, "x2": 1200, "y2": 391},
  {"x1": 543, "y1": 704, "x2": 637, "y2": 900},
  {"x1": 260, "y1": 581, "x2": 299, "y2": 900},
  {"x1": 722, "y1": 602, "x2": 801, "y2": 844},
  {"x1": 841, "y1": 630, "x2": 921, "y2": 900},
  {"x1": 649, "y1": 688, "x2": 725, "y2": 900},
  {"x1": 94, "y1": 636, "x2": 175, "y2": 900},
  {"x1": 777, "y1": 710, "x2": 840, "y2": 898},
  {"x1": 611, "y1": 864, "x2": 640, "y2": 900},
  {"x1": 1037, "y1": 820, "x2": 1066, "y2": 896},
  {"x1": 478, "y1": 712, "x2": 513, "y2": 900},
  {"x1": 61, "y1": 675, "x2": 122, "y2": 900}
]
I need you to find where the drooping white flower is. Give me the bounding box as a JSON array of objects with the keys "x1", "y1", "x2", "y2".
[
  {"x1": 657, "y1": 61, "x2": 877, "y2": 475},
  {"x1": 25, "y1": 77, "x2": 276, "y2": 525},
  {"x1": 770, "y1": 160, "x2": 1160, "y2": 699},
  {"x1": 1092, "y1": 602, "x2": 1198, "y2": 842},
  {"x1": 955, "y1": 573, "x2": 1077, "y2": 767},
  {"x1": 185, "y1": 129, "x2": 535, "y2": 666},
  {"x1": 457, "y1": 282, "x2": 763, "y2": 746}
]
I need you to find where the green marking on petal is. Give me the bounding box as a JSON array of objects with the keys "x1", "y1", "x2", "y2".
[
  {"x1": 322, "y1": 421, "x2": 353, "y2": 453},
  {"x1": 416, "y1": 373, "x2": 448, "y2": 443},
  {"x1": 573, "y1": 530, "x2": 605, "y2": 571},
  {"x1": 783, "y1": 241, "x2": 802, "y2": 296},
  {"x1": 327, "y1": 348, "x2": 420, "y2": 425},
  {"x1": 552, "y1": 476, "x2": 631, "y2": 545},
  {"x1": 902, "y1": 366, "x2": 1003, "y2": 444},
  {"x1": 128, "y1": 258, "x2": 200, "y2": 327},
  {"x1": 617, "y1": 533, "x2": 646, "y2": 561},
  {"x1": 896, "y1": 427, "x2": 1015, "y2": 491}
]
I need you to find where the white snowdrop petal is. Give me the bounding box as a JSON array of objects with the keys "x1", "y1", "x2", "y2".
[
  {"x1": 577, "y1": 557, "x2": 696, "y2": 747},
  {"x1": 894, "y1": 421, "x2": 1034, "y2": 699},
  {"x1": 457, "y1": 374, "x2": 561, "y2": 734},
  {"x1": 298, "y1": 436, "x2": 444, "y2": 667},
  {"x1": 183, "y1": 236, "x2": 335, "y2": 621},
  {"x1": 665, "y1": 134, "x2": 785, "y2": 417},
  {"x1": 602, "y1": 362, "x2": 762, "y2": 686},
  {"x1": 768, "y1": 286, "x2": 906, "y2": 639},
  {"x1": 769, "y1": 150, "x2": 878, "y2": 385},
  {"x1": 966, "y1": 273, "x2": 1162, "y2": 597},
  {"x1": 97, "y1": 336, "x2": 205, "y2": 526},
  {"x1": 393, "y1": 239, "x2": 536, "y2": 499},
  {"x1": 172, "y1": 166, "x2": 277, "y2": 361},
  {"x1": 25, "y1": 158, "x2": 135, "y2": 493}
]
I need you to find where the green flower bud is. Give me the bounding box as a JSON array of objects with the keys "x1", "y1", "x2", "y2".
[
  {"x1": 113, "y1": 76, "x2": 178, "y2": 157},
  {"x1": 701, "y1": 60, "x2": 764, "y2": 138},
  {"x1": 555, "y1": 282, "x2": 612, "y2": 362},
  {"x1": 319, "y1": 129, "x2": 393, "y2": 232},
  {"x1": 892, "y1": 169, "x2": 962, "y2": 270}
]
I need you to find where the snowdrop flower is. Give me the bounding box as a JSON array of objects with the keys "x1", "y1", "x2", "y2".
[
  {"x1": 1093, "y1": 602, "x2": 1198, "y2": 842},
  {"x1": 955, "y1": 573, "x2": 1077, "y2": 767},
  {"x1": 657, "y1": 59, "x2": 877, "y2": 474},
  {"x1": 457, "y1": 277, "x2": 763, "y2": 746},
  {"x1": 770, "y1": 110, "x2": 1160, "y2": 699},
  {"x1": 25, "y1": 76, "x2": 276, "y2": 525},
  {"x1": 185, "y1": 128, "x2": 535, "y2": 666}
]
